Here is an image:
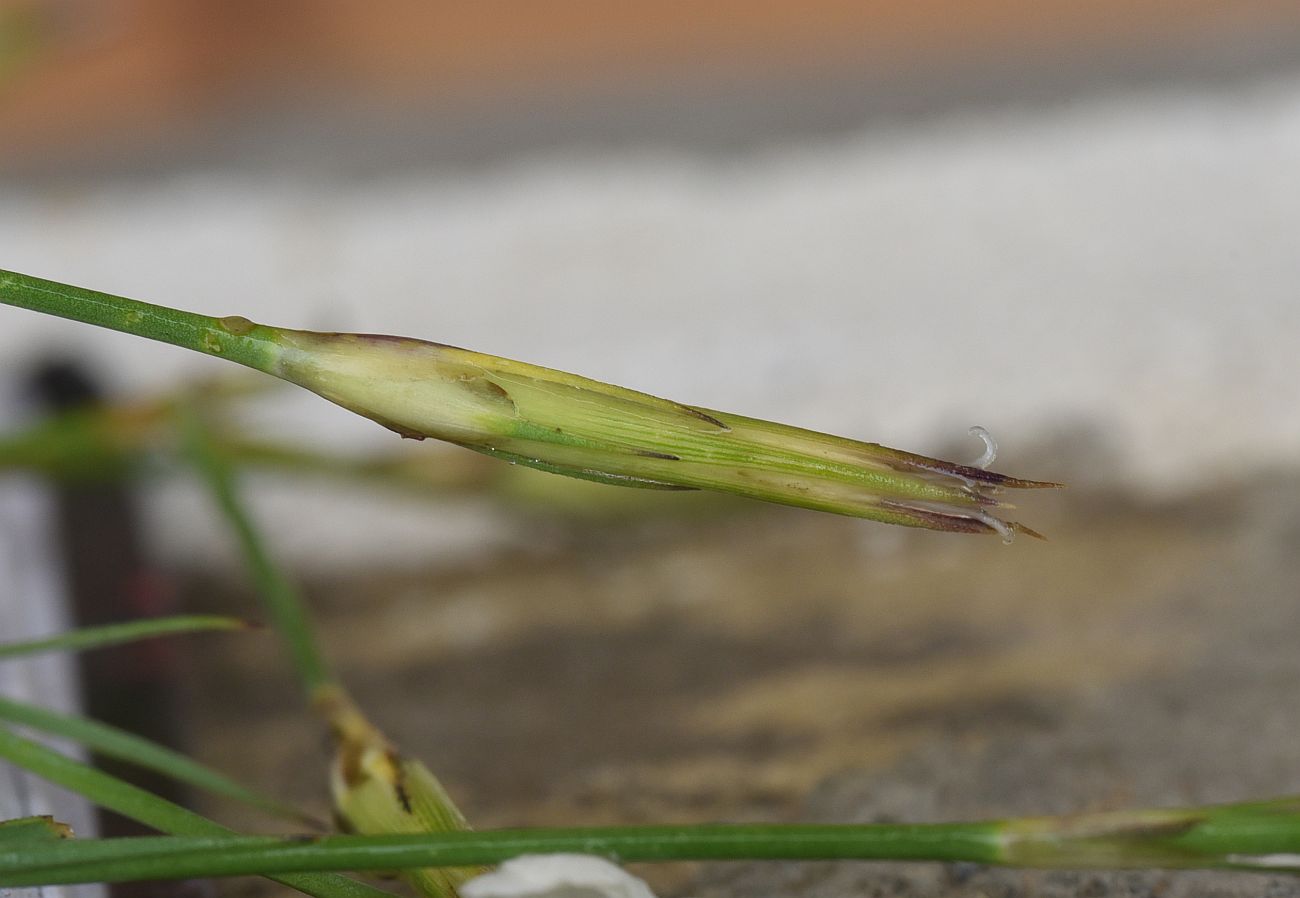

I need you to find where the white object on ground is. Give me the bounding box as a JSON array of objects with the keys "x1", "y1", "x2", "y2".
[{"x1": 461, "y1": 854, "x2": 660, "y2": 898}]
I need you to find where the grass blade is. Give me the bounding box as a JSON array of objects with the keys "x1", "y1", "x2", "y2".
[
  {"x1": 0, "y1": 726, "x2": 398, "y2": 898},
  {"x1": 0, "y1": 696, "x2": 312, "y2": 826},
  {"x1": 0, "y1": 616, "x2": 248, "y2": 661}
]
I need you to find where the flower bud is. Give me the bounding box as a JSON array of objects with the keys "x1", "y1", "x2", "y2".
[
  {"x1": 264, "y1": 329, "x2": 1058, "y2": 540},
  {"x1": 316, "y1": 686, "x2": 483, "y2": 898}
]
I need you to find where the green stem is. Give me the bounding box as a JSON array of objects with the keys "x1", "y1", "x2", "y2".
[
  {"x1": 0, "y1": 824, "x2": 1000, "y2": 886},
  {"x1": 177, "y1": 405, "x2": 335, "y2": 698},
  {"x1": 0, "y1": 269, "x2": 280, "y2": 373}
]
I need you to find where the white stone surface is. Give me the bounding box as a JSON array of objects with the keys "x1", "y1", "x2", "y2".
[{"x1": 2, "y1": 74, "x2": 1299, "y2": 564}]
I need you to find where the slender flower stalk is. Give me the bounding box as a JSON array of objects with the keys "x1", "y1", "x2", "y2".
[
  {"x1": 179, "y1": 406, "x2": 335, "y2": 697},
  {"x1": 0, "y1": 269, "x2": 1059, "y2": 539}
]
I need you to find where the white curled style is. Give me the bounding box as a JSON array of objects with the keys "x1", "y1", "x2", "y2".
[{"x1": 968, "y1": 425, "x2": 998, "y2": 470}]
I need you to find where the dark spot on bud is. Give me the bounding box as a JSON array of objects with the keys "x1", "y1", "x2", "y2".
[
  {"x1": 633, "y1": 449, "x2": 681, "y2": 460},
  {"x1": 680, "y1": 405, "x2": 730, "y2": 430},
  {"x1": 462, "y1": 376, "x2": 517, "y2": 412},
  {"x1": 338, "y1": 742, "x2": 366, "y2": 788},
  {"x1": 394, "y1": 782, "x2": 414, "y2": 815},
  {"x1": 878, "y1": 501, "x2": 995, "y2": 534},
  {"x1": 387, "y1": 751, "x2": 415, "y2": 814}
]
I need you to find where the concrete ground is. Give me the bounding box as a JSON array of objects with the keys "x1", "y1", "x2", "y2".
[{"x1": 180, "y1": 454, "x2": 1300, "y2": 897}]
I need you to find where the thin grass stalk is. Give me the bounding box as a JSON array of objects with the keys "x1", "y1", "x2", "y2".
[
  {"x1": 6, "y1": 797, "x2": 1300, "y2": 887},
  {"x1": 177, "y1": 405, "x2": 334, "y2": 697},
  {"x1": 0, "y1": 270, "x2": 277, "y2": 370}
]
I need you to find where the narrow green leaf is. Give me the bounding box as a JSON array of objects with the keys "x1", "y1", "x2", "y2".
[
  {"x1": 0, "y1": 616, "x2": 248, "y2": 661},
  {"x1": 0, "y1": 697, "x2": 312, "y2": 825},
  {"x1": 0, "y1": 726, "x2": 398, "y2": 898}
]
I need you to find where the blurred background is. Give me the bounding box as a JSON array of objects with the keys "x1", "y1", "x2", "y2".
[{"x1": 3, "y1": 3, "x2": 1300, "y2": 897}]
